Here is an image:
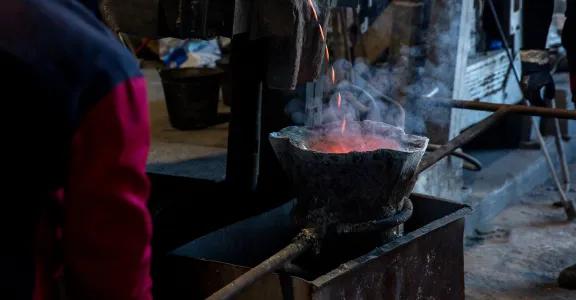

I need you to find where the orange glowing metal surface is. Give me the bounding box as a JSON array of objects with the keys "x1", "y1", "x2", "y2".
[{"x1": 309, "y1": 133, "x2": 400, "y2": 154}]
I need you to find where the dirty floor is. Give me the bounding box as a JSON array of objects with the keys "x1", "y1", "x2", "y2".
[{"x1": 465, "y1": 164, "x2": 576, "y2": 300}]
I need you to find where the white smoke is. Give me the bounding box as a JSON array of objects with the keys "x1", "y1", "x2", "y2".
[{"x1": 286, "y1": 1, "x2": 462, "y2": 138}]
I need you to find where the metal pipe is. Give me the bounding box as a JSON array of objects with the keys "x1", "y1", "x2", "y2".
[
  {"x1": 486, "y1": 0, "x2": 522, "y2": 84},
  {"x1": 448, "y1": 100, "x2": 576, "y2": 120},
  {"x1": 531, "y1": 118, "x2": 576, "y2": 220},
  {"x1": 417, "y1": 98, "x2": 576, "y2": 173},
  {"x1": 336, "y1": 198, "x2": 414, "y2": 234},
  {"x1": 422, "y1": 97, "x2": 576, "y2": 119},
  {"x1": 417, "y1": 108, "x2": 510, "y2": 174},
  {"x1": 417, "y1": 101, "x2": 576, "y2": 219},
  {"x1": 205, "y1": 228, "x2": 319, "y2": 300},
  {"x1": 484, "y1": 0, "x2": 575, "y2": 220},
  {"x1": 551, "y1": 100, "x2": 572, "y2": 194},
  {"x1": 427, "y1": 144, "x2": 483, "y2": 171},
  {"x1": 526, "y1": 101, "x2": 576, "y2": 220}
]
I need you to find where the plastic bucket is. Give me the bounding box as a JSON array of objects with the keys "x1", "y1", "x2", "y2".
[{"x1": 160, "y1": 68, "x2": 223, "y2": 130}]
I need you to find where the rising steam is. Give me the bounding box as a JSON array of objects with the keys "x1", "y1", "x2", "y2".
[{"x1": 285, "y1": 1, "x2": 462, "y2": 141}]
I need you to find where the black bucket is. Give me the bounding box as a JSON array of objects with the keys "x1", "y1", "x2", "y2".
[{"x1": 160, "y1": 68, "x2": 223, "y2": 130}]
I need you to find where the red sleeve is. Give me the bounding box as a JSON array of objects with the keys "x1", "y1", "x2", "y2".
[{"x1": 64, "y1": 77, "x2": 152, "y2": 300}]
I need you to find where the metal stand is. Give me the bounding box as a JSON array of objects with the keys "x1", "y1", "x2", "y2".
[
  {"x1": 483, "y1": 0, "x2": 576, "y2": 220},
  {"x1": 206, "y1": 197, "x2": 415, "y2": 300},
  {"x1": 550, "y1": 100, "x2": 572, "y2": 195},
  {"x1": 529, "y1": 107, "x2": 575, "y2": 220}
]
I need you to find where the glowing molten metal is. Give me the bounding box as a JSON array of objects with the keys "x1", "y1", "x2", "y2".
[{"x1": 309, "y1": 133, "x2": 400, "y2": 154}]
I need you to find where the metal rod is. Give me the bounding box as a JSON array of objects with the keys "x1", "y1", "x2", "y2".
[
  {"x1": 421, "y1": 99, "x2": 576, "y2": 219},
  {"x1": 336, "y1": 198, "x2": 414, "y2": 234},
  {"x1": 550, "y1": 100, "x2": 572, "y2": 194},
  {"x1": 431, "y1": 99, "x2": 576, "y2": 120},
  {"x1": 205, "y1": 228, "x2": 319, "y2": 300},
  {"x1": 486, "y1": 0, "x2": 522, "y2": 85},
  {"x1": 485, "y1": 0, "x2": 575, "y2": 220},
  {"x1": 427, "y1": 144, "x2": 483, "y2": 171},
  {"x1": 528, "y1": 107, "x2": 576, "y2": 220},
  {"x1": 417, "y1": 108, "x2": 510, "y2": 174}
]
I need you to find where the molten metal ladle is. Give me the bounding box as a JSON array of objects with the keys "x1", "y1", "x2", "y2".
[{"x1": 206, "y1": 122, "x2": 428, "y2": 300}]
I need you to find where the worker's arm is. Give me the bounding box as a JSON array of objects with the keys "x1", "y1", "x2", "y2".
[{"x1": 64, "y1": 76, "x2": 152, "y2": 300}]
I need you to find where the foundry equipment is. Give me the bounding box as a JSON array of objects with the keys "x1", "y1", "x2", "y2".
[
  {"x1": 206, "y1": 121, "x2": 429, "y2": 299},
  {"x1": 204, "y1": 102, "x2": 576, "y2": 300},
  {"x1": 101, "y1": 0, "x2": 557, "y2": 199},
  {"x1": 102, "y1": 1, "x2": 576, "y2": 299},
  {"x1": 169, "y1": 193, "x2": 471, "y2": 299}
]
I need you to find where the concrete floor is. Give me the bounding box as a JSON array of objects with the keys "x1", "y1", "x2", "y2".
[{"x1": 465, "y1": 163, "x2": 576, "y2": 300}]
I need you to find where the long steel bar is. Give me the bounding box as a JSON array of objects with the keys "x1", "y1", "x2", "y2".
[
  {"x1": 551, "y1": 100, "x2": 572, "y2": 194},
  {"x1": 530, "y1": 114, "x2": 576, "y2": 219},
  {"x1": 418, "y1": 99, "x2": 576, "y2": 219},
  {"x1": 425, "y1": 99, "x2": 576, "y2": 120},
  {"x1": 450, "y1": 97, "x2": 575, "y2": 218},
  {"x1": 525, "y1": 100, "x2": 576, "y2": 220},
  {"x1": 484, "y1": 0, "x2": 575, "y2": 220},
  {"x1": 205, "y1": 228, "x2": 318, "y2": 300}
]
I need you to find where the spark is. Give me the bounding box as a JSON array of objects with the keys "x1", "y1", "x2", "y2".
[
  {"x1": 330, "y1": 67, "x2": 336, "y2": 84},
  {"x1": 424, "y1": 87, "x2": 440, "y2": 98},
  {"x1": 340, "y1": 119, "x2": 347, "y2": 134},
  {"x1": 318, "y1": 26, "x2": 326, "y2": 42},
  {"x1": 307, "y1": 0, "x2": 319, "y2": 21}
]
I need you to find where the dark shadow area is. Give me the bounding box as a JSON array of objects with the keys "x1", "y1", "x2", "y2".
[{"x1": 148, "y1": 172, "x2": 295, "y2": 299}]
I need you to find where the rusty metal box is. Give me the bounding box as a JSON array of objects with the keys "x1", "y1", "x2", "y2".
[{"x1": 159, "y1": 193, "x2": 471, "y2": 300}]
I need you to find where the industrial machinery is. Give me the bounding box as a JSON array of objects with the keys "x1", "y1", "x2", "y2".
[
  {"x1": 105, "y1": 1, "x2": 575, "y2": 299},
  {"x1": 103, "y1": 0, "x2": 532, "y2": 198},
  {"x1": 164, "y1": 101, "x2": 576, "y2": 299}
]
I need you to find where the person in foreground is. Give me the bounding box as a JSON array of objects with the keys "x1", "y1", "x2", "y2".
[{"x1": 0, "y1": 0, "x2": 153, "y2": 299}]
